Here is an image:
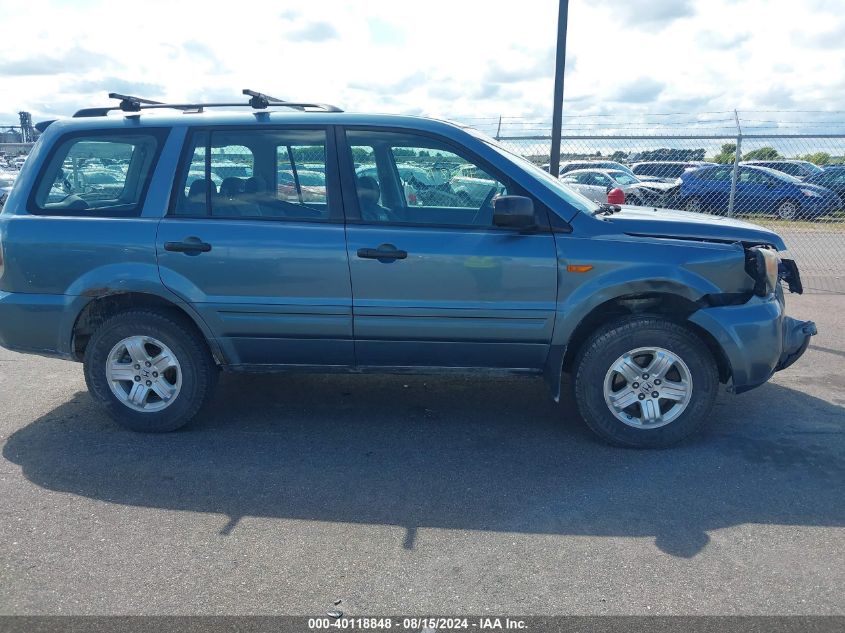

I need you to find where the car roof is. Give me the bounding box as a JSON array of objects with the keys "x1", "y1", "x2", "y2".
[
  {"x1": 632, "y1": 161, "x2": 696, "y2": 166},
  {"x1": 39, "y1": 110, "x2": 477, "y2": 138},
  {"x1": 562, "y1": 160, "x2": 623, "y2": 165},
  {"x1": 562, "y1": 168, "x2": 625, "y2": 177},
  {"x1": 742, "y1": 159, "x2": 809, "y2": 165}
]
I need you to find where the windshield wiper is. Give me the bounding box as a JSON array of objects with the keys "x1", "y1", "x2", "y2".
[{"x1": 595, "y1": 203, "x2": 622, "y2": 216}]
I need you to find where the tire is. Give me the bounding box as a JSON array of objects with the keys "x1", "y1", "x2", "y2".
[
  {"x1": 573, "y1": 316, "x2": 719, "y2": 448},
  {"x1": 684, "y1": 196, "x2": 704, "y2": 214},
  {"x1": 83, "y1": 309, "x2": 218, "y2": 432},
  {"x1": 627, "y1": 194, "x2": 642, "y2": 206},
  {"x1": 776, "y1": 200, "x2": 799, "y2": 220}
]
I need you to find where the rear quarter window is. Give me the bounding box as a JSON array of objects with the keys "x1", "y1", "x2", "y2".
[{"x1": 28, "y1": 129, "x2": 167, "y2": 217}]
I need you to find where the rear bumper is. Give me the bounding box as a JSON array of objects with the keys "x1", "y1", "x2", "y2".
[
  {"x1": 688, "y1": 293, "x2": 816, "y2": 394},
  {"x1": 0, "y1": 291, "x2": 75, "y2": 359}
]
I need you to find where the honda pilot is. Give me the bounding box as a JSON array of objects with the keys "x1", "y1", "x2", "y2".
[{"x1": 0, "y1": 91, "x2": 817, "y2": 447}]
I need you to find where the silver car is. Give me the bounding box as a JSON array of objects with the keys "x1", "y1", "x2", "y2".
[{"x1": 561, "y1": 169, "x2": 680, "y2": 206}]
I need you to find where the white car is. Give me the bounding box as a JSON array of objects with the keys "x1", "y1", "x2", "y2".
[
  {"x1": 561, "y1": 168, "x2": 680, "y2": 206},
  {"x1": 0, "y1": 169, "x2": 16, "y2": 208}
]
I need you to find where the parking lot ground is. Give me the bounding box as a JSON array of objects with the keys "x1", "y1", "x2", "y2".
[{"x1": 0, "y1": 294, "x2": 843, "y2": 615}]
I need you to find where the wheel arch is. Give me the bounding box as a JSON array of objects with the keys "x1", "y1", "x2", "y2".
[
  {"x1": 559, "y1": 292, "x2": 732, "y2": 384},
  {"x1": 69, "y1": 291, "x2": 225, "y2": 365}
]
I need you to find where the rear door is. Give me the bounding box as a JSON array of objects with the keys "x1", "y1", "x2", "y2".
[
  {"x1": 338, "y1": 127, "x2": 558, "y2": 370},
  {"x1": 156, "y1": 126, "x2": 353, "y2": 368}
]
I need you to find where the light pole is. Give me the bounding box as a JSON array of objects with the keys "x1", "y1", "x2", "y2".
[{"x1": 548, "y1": 0, "x2": 570, "y2": 177}]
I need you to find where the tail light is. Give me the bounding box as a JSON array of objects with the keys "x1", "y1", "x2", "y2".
[{"x1": 607, "y1": 188, "x2": 625, "y2": 205}]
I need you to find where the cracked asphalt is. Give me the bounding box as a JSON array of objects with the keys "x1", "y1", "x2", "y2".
[{"x1": 0, "y1": 294, "x2": 843, "y2": 615}]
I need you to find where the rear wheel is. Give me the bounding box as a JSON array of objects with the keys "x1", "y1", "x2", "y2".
[
  {"x1": 83, "y1": 309, "x2": 218, "y2": 432},
  {"x1": 573, "y1": 316, "x2": 719, "y2": 448}
]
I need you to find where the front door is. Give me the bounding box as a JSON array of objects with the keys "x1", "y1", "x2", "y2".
[
  {"x1": 156, "y1": 126, "x2": 354, "y2": 368},
  {"x1": 339, "y1": 128, "x2": 558, "y2": 370}
]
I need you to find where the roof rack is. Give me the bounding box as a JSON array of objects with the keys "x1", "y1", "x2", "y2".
[{"x1": 72, "y1": 89, "x2": 343, "y2": 118}]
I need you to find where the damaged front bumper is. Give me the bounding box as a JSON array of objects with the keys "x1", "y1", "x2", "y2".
[
  {"x1": 775, "y1": 316, "x2": 817, "y2": 372},
  {"x1": 688, "y1": 291, "x2": 816, "y2": 395}
]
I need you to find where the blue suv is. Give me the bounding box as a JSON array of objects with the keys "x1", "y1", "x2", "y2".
[
  {"x1": 680, "y1": 164, "x2": 841, "y2": 220},
  {"x1": 0, "y1": 92, "x2": 817, "y2": 447}
]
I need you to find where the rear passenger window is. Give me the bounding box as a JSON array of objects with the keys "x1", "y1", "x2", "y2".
[
  {"x1": 30, "y1": 131, "x2": 165, "y2": 216},
  {"x1": 171, "y1": 128, "x2": 333, "y2": 220}
]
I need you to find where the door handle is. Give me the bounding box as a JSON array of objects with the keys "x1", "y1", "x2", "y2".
[
  {"x1": 164, "y1": 238, "x2": 212, "y2": 254},
  {"x1": 357, "y1": 245, "x2": 407, "y2": 262}
]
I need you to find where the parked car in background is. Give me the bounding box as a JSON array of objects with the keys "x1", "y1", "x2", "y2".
[
  {"x1": 0, "y1": 170, "x2": 15, "y2": 209},
  {"x1": 803, "y1": 166, "x2": 845, "y2": 200},
  {"x1": 741, "y1": 160, "x2": 823, "y2": 181},
  {"x1": 631, "y1": 161, "x2": 713, "y2": 183},
  {"x1": 449, "y1": 169, "x2": 501, "y2": 206},
  {"x1": 278, "y1": 169, "x2": 327, "y2": 202},
  {"x1": 561, "y1": 169, "x2": 679, "y2": 206},
  {"x1": 679, "y1": 164, "x2": 841, "y2": 219},
  {"x1": 11, "y1": 156, "x2": 28, "y2": 170},
  {"x1": 547, "y1": 160, "x2": 636, "y2": 178}
]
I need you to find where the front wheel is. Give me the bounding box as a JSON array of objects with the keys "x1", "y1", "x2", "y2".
[
  {"x1": 573, "y1": 317, "x2": 719, "y2": 448},
  {"x1": 83, "y1": 309, "x2": 218, "y2": 432}
]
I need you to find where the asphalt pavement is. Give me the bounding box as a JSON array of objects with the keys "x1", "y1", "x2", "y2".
[{"x1": 1, "y1": 294, "x2": 843, "y2": 615}]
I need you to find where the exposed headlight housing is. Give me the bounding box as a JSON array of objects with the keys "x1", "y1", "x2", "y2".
[
  {"x1": 750, "y1": 247, "x2": 781, "y2": 296},
  {"x1": 800, "y1": 189, "x2": 821, "y2": 198}
]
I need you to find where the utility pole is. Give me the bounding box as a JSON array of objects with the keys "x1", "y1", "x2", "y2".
[
  {"x1": 548, "y1": 0, "x2": 570, "y2": 177},
  {"x1": 728, "y1": 109, "x2": 742, "y2": 218}
]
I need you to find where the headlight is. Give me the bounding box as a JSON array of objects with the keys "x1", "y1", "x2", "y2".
[
  {"x1": 800, "y1": 189, "x2": 821, "y2": 198},
  {"x1": 752, "y1": 247, "x2": 781, "y2": 296}
]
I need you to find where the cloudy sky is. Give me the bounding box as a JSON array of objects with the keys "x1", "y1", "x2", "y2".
[{"x1": 0, "y1": 0, "x2": 844, "y2": 133}]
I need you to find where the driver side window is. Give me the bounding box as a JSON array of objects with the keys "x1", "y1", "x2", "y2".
[{"x1": 346, "y1": 130, "x2": 510, "y2": 226}]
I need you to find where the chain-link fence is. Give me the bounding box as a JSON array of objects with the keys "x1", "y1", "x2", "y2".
[{"x1": 461, "y1": 112, "x2": 845, "y2": 293}]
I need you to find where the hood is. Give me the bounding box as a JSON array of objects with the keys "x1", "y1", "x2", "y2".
[
  {"x1": 603, "y1": 206, "x2": 787, "y2": 249},
  {"x1": 626, "y1": 180, "x2": 679, "y2": 192}
]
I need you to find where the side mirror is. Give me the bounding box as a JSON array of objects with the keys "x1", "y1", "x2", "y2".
[{"x1": 493, "y1": 195, "x2": 535, "y2": 228}]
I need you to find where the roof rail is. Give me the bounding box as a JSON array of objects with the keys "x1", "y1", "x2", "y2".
[{"x1": 72, "y1": 91, "x2": 343, "y2": 118}]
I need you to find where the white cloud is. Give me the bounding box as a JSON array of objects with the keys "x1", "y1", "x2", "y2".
[{"x1": 0, "y1": 0, "x2": 842, "y2": 127}]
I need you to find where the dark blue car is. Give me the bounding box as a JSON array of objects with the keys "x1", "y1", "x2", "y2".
[
  {"x1": 804, "y1": 166, "x2": 845, "y2": 201},
  {"x1": 680, "y1": 164, "x2": 841, "y2": 220}
]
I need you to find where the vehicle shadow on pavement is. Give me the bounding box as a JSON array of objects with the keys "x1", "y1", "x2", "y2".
[{"x1": 4, "y1": 373, "x2": 843, "y2": 559}]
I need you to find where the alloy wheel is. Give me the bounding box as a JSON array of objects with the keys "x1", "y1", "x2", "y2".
[
  {"x1": 603, "y1": 346, "x2": 693, "y2": 429},
  {"x1": 106, "y1": 335, "x2": 182, "y2": 412}
]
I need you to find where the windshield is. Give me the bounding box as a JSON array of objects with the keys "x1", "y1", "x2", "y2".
[
  {"x1": 480, "y1": 138, "x2": 598, "y2": 215},
  {"x1": 608, "y1": 171, "x2": 639, "y2": 185}
]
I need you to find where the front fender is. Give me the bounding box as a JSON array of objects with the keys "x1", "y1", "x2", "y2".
[{"x1": 551, "y1": 235, "x2": 750, "y2": 347}]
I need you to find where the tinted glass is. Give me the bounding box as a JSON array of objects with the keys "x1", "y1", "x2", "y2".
[
  {"x1": 32, "y1": 132, "x2": 162, "y2": 216},
  {"x1": 171, "y1": 128, "x2": 333, "y2": 220}
]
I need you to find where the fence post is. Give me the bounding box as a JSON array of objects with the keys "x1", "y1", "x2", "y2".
[
  {"x1": 728, "y1": 109, "x2": 742, "y2": 218},
  {"x1": 495, "y1": 116, "x2": 502, "y2": 141}
]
